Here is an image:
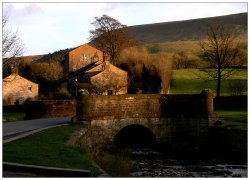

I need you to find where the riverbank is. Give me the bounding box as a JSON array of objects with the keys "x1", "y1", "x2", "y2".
[{"x1": 86, "y1": 126, "x2": 247, "y2": 177}]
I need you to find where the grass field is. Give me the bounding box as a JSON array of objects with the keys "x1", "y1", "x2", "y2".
[
  {"x1": 170, "y1": 68, "x2": 247, "y2": 96},
  {"x1": 3, "y1": 125, "x2": 101, "y2": 176}
]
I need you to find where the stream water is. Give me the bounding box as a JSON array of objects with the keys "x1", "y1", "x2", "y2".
[{"x1": 128, "y1": 148, "x2": 247, "y2": 177}]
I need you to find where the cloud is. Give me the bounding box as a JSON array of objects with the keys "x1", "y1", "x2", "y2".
[
  {"x1": 22, "y1": 4, "x2": 43, "y2": 16},
  {"x1": 3, "y1": 3, "x2": 43, "y2": 17}
]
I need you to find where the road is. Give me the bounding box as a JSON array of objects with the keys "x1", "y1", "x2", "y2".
[{"x1": 3, "y1": 117, "x2": 71, "y2": 142}]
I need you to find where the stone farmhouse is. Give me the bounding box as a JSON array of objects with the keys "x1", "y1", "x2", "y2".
[
  {"x1": 64, "y1": 44, "x2": 128, "y2": 95},
  {"x1": 3, "y1": 66, "x2": 39, "y2": 105},
  {"x1": 63, "y1": 44, "x2": 103, "y2": 74}
]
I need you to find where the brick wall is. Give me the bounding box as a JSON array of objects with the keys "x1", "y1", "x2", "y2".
[{"x1": 25, "y1": 100, "x2": 76, "y2": 119}]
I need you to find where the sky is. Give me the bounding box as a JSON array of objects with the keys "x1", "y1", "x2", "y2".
[{"x1": 2, "y1": 2, "x2": 248, "y2": 56}]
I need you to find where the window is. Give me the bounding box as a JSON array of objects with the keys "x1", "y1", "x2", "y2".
[
  {"x1": 28, "y1": 86, "x2": 32, "y2": 91},
  {"x1": 82, "y1": 54, "x2": 91, "y2": 60}
]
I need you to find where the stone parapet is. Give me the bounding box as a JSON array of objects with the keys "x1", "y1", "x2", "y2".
[{"x1": 77, "y1": 90, "x2": 214, "y2": 121}]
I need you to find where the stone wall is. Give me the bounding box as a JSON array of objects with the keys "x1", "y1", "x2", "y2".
[
  {"x1": 3, "y1": 105, "x2": 27, "y2": 113},
  {"x1": 25, "y1": 100, "x2": 76, "y2": 119},
  {"x1": 77, "y1": 94, "x2": 161, "y2": 121},
  {"x1": 214, "y1": 95, "x2": 247, "y2": 109},
  {"x1": 77, "y1": 89, "x2": 213, "y2": 121}
]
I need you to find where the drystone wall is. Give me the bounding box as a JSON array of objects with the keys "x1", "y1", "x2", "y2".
[
  {"x1": 25, "y1": 100, "x2": 76, "y2": 119},
  {"x1": 77, "y1": 90, "x2": 214, "y2": 120}
]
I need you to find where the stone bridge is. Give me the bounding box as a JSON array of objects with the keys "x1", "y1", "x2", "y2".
[{"x1": 76, "y1": 89, "x2": 216, "y2": 150}]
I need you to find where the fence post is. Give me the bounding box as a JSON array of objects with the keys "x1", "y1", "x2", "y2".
[{"x1": 201, "y1": 89, "x2": 214, "y2": 114}]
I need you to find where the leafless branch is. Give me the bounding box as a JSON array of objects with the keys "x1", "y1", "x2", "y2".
[
  {"x1": 2, "y1": 11, "x2": 25, "y2": 61},
  {"x1": 199, "y1": 21, "x2": 240, "y2": 96}
]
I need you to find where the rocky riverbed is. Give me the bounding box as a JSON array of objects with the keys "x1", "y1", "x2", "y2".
[{"x1": 129, "y1": 148, "x2": 247, "y2": 177}]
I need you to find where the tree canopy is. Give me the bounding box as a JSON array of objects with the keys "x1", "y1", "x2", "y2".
[{"x1": 89, "y1": 14, "x2": 136, "y2": 64}]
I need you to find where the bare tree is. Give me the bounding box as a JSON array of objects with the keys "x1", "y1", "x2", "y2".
[
  {"x1": 2, "y1": 12, "x2": 25, "y2": 60},
  {"x1": 89, "y1": 14, "x2": 136, "y2": 64},
  {"x1": 199, "y1": 22, "x2": 240, "y2": 97}
]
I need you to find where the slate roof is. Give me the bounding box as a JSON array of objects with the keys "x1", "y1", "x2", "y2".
[
  {"x1": 69, "y1": 61, "x2": 102, "y2": 79},
  {"x1": 3, "y1": 74, "x2": 38, "y2": 85}
]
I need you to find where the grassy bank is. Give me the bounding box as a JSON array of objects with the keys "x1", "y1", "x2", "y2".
[
  {"x1": 88, "y1": 148, "x2": 133, "y2": 177},
  {"x1": 3, "y1": 113, "x2": 26, "y2": 122},
  {"x1": 3, "y1": 125, "x2": 101, "y2": 176},
  {"x1": 170, "y1": 68, "x2": 247, "y2": 95},
  {"x1": 215, "y1": 108, "x2": 247, "y2": 130}
]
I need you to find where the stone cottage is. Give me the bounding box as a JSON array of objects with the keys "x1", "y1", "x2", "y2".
[
  {"x1": 3, "y1": 71, "x2": 39, "y2": 105},
  {"x1": 86, "y1": 60, "x2": 127, "y2": 95}
]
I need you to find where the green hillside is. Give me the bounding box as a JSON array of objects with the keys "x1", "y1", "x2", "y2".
[{"x1": 129, "y1": 13, "x2": 247, "y2": 44}]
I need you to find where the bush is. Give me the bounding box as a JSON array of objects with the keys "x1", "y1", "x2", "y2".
[
  {"x1": 228, "y1": 80, "x2": 247, "y2": 96},
  {"x1": 53, "y1": 92, "x2": 73, "y2": 100}
]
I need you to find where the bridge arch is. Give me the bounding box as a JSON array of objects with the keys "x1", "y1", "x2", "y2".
[
  {"x1": 89, "y1": 118, "x2": 163, "y2": 148},
  {"x1": 114, "y1": 124, "x2": 156, "y2": 148},
  {"x1": 107, "y1": 118, "x2": 161, "y2": 145}
]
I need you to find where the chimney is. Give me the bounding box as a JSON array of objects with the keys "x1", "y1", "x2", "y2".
[{"x1": 10, "y1": 63, "x2": 18, "y2": 74}]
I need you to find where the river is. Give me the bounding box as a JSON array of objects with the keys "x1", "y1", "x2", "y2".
[{"x1": 128, "y1": 148, "x2": 247, "y2": 177}]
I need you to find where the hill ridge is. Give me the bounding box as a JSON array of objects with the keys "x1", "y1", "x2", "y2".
[{"x1": 128, "y1": 12, "x2": 247, "y2": 43}]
